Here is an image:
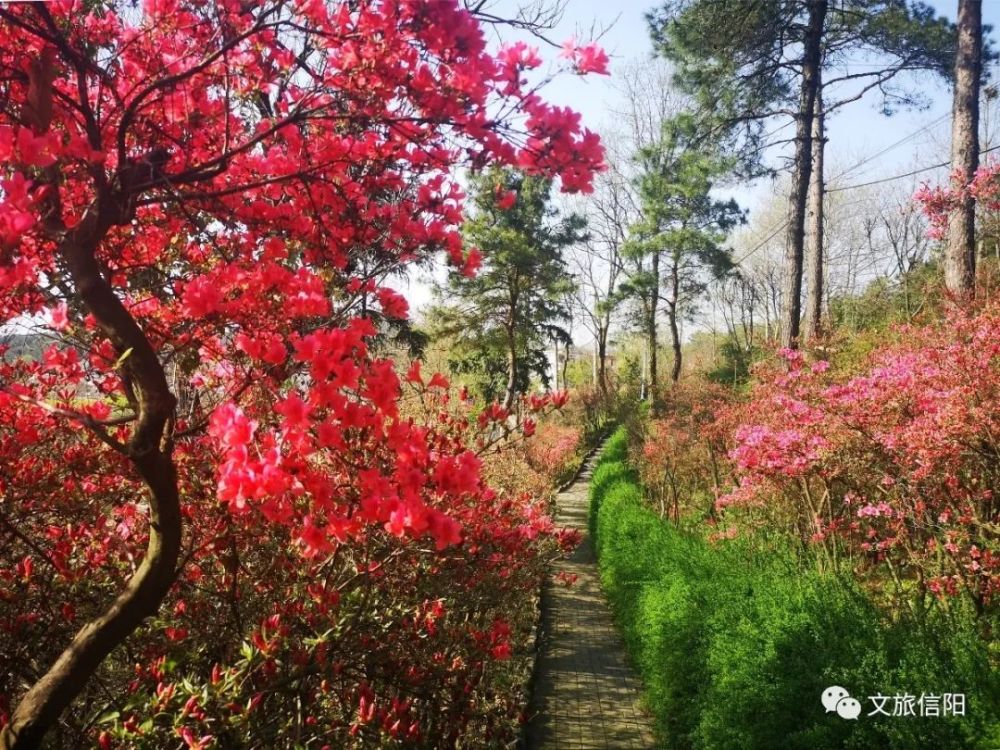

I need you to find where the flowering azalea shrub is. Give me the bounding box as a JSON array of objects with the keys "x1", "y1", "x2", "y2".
[
  {"x1": 915, "y1": 159, "x2": 1000, "y2": 298},
  {"x1": 636, "y1": 381, "x2": 731, "y2": 523},
  {"x1": 0, "y1": 1, "x2": 604, "y2": 746},
  {"x1": 565, "y1": 383, "x2": 624, "y2": 443},
  {"x1": 914, "y1": 168, "x2": 966, "y2": 241},
  {"x1": 524, "y1": 421, "x2": 583, "y2": 487},
  {"x1": 718, "y1": 306, "x2": 1000, "y2": 614},
  {"x1": 0, "y1": 362, "x2": 578, "y2": 748},
  {"x1": 521, "y1": 379, "x2": 635, "y2": 488},
  {"x1": 916, "y1": 159, "x2": 1000, "y2": 240}
]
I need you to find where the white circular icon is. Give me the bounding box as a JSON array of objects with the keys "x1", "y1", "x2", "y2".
[
  {"x1": 821, "y1": 685, "x2": 849, "y2": 713},
  {"x1": 836, "y1": 697, "x2": 862, "y2": 720}
]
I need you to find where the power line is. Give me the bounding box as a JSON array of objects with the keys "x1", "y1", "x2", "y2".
[
  {"x1": 733, "y1": 218, "x2": 787, "y2": 265},
  {"x1": 827, "y1": 160, "x2": 947, "y2": 192},
  {"x1": 827, "y1": 112, "x2": 950, "y2": 182},
  {"x1": 733, "y1": 112, "x2": 959, "y2": 264},
  {"x1": 829, "y1": 142, "x2": 1000, "y2": 192}
]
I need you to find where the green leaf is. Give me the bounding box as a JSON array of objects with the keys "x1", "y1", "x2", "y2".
[{"x1": 96, "y1": 710, "x2": 120, "y2": 725}]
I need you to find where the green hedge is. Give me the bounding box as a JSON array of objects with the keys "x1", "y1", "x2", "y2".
[{"x1": 590, "y1": 428, "x2": 999, "y2": 750}]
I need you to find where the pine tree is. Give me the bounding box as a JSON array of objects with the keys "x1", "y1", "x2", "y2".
[
  {"x1": 433, "y1": 169, "x2": 584, "y2": 408},
  {"x1": 946, "y1": 0, "x2": 983, "y2": 298},
  {"x1": 624, "y1": 116, "x2": 744, "y2": 398},
  {"x1": 649, "y1": 0, "x2": 957, "y2": 346}
]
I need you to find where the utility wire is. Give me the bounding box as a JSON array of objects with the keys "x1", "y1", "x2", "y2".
[
  {"x1": 734, "y1": 112, "x2": 961, "y2": 265},
  {"x1": 829, "y1": 142, "x2": 1000, "y2": 192},
  {"x1": 733, "y1": 221, "x2": 787, "y2": 265},
  {"x1": 828, "y1": 112, "x2": 950, "y2": 182}
]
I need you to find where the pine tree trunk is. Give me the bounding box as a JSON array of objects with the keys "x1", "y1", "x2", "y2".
[
  {"x1": 597, "y1": 327, "x2": 608, "y2": 396},
  {"x1": 669, "y1": 259, "x2": 682, "y2": 383},
  {"x1": 648, "y1": 252, "x2": 660, "y2": 406},
  {"x1": 640, "y1": 344, "x2": 648, "y2": 401},
  {"x1": 669, "y1": 304, "x2": 681, "y2": 383},
  {"x1": 946, "y1": 0, "x2": 981, "y2": 299},
  {"x1": 780, "y1": 0, "x2": 827, "y2": 349},
  {"x1": 804, "y1": 85, "x2": 825, "y2": 341},
  {"x1": 560, "y1": 342, "x2": 569, "y2": 390},
  {"x1": 502, "y1": 326, "x2": 518, "y2": 410},
  {"x1": 552, "y1": 339, "x2": 560, "y2": 392}
]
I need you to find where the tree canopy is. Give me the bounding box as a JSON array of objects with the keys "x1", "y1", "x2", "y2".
[{"x1": 432, "y1": 168, "x2": 584, "y2": 408}]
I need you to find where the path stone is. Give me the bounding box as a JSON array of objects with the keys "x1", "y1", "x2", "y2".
[{"x1": 526, "y1": 454, "x2": 658, "y2": 750}]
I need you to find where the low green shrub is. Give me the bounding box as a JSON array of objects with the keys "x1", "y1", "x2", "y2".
[
  {"x1": 588, "y1": 427, "x2": 633, "y2": 538},
  {"x1": 589, "y1": 428, "x2": 999, "y2": 750}
]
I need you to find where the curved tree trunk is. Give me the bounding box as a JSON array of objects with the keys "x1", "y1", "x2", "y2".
[
  {"x1": 946, "y1": 0, "x2": 982, "y2": 299},
  {"x1": 804, "y1": 85, "x2": 825, "y2": 342},
  {"x1": 780, "y1": 0, "x2": 827, "y2": 349},
  {"x1": 1, "y1": 198, "x2": 180, "y2": 749}
]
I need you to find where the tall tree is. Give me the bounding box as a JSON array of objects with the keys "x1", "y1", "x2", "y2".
[
  {"x1": 946, "y1": 0, "x2": 983, "y2": 298},
  {"x1": 805, "y1": 2, "x2": 957, "y2": 336},
  {"x1": 625, "y1": 117, "x2": 744, "y2": 390},
  {"x1": 434, "y1": 169, "x2": 583, "y2": 409},
  {"x1": 782, "y1": 0, "x2": 828, "y2": 348},
  {"x1": 649, "y1": 0, "x2": 957, "y2": 346},
  {"x1": 804, "y1": 88, "x2": 826, "y2": 340},
  {"x1": 572, "y1": 160, "x2": 634, "y2": 396}
]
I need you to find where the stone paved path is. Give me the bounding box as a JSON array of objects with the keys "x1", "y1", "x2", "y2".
[{"x1": 526, "y1": 451, "x2": 658, "y2": 750}]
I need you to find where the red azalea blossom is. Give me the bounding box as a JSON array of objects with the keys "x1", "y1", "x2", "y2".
[
  {"x1": 0, "y1": 1, "x2": 599, "y2": 746},
  {"x1": 559, "y1": 38, "x2": 610, "y2": 76},
  {"x1": 496, "y1": 188, "x2": 517, "y2": 210}
]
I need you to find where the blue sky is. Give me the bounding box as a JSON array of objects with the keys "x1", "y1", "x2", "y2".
[
  {"x1": 410, "y1": 1, "x2": 998, "y2": 330},
  {"x1": 495, "y1": 0, "x2": 1000, "y2": 212}
]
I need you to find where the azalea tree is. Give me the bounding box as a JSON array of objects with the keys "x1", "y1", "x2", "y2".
[{"x1": 0, "y1": 2, "x2": 605, "y2": 747}]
